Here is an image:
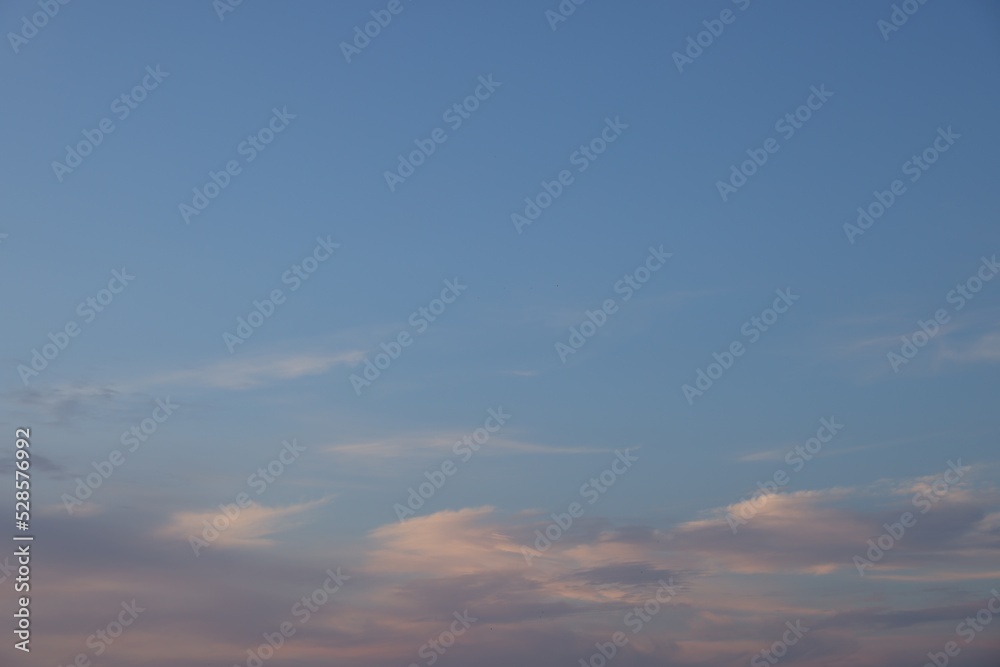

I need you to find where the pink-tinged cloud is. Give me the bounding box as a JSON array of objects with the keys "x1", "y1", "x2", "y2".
[{"x1": 5, "y1": 468, "x2": 999, "y2": 667}]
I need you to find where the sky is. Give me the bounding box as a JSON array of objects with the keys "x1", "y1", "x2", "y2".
[{"x1": 1, "y1": 1, "x2": 1000, "y2": 666}]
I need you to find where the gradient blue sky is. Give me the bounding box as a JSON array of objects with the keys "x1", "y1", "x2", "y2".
[{"x1": 2, "y1": 1, "x2": 1000, "y2": 666}]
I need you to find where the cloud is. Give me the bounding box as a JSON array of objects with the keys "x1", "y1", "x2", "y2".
[
  {"x1": 156, "y1": 496, "x2": 331, "y2": 549},
  {"x1": 737, "y1": 447, "x2": 788, "y2": 462},
  {"x1": 7, "y1": 383, "x2": 120, "y2": 423},
  {"x1": 11, "y1": 465, "x2": 1000, "y2": 667},
  {"x1": 367, "y1": 507, "x2": 523, "y2": 577},
  {"x1": 941, "y1": 326, "x2": 1000, "y2": 363},
  {"x1": 143, "y1": 351, "x2": 364, "y2": 390},
  {"x1": 325, "y1": 435, "x2": 613, "y2": 460},
  {"x1": 3, "y1": 351, "x2": 366, "y2": 429},
  {"x1": 737, "y1": 439, "x2": 920, "y2": 464},
  {"x1": 671, "y1": 468, "x2": 1000, "y2": 578},
  {"x1": 0, "y1": 452, "x2": 72, "y2": 479}
]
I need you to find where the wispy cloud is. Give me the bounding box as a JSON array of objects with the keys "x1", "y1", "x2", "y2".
[
  {"x1": 143, "y1": 351, "x2": 364, "y2": 390},
  {"x1": 156, "y1": 496, "x2": 332, "y2": 549},
  {"x1": 737, "y1": 447, "x2": 789, "y2": 462},
  {"x1": 325, "y1": 435, "x2": 614, "y2": 459},
  {"x1": 7, "y1": 383, "x2": 120, "y2": 423},
  {"x1": 737, "y1": 438, "x2": 921, "y2": 463},
  {"x1": 0, "y1": 451, "x2": 73, "y2": 479},
  {"x1": 941, "y1": 327, "x2": 1000, "y2": 363}
]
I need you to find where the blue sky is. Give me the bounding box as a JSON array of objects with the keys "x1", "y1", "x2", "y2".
[{"x1": 2, "y1": 1, "x2": 1000, "y2": 666}]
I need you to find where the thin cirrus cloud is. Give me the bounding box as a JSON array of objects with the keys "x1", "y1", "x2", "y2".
[
  {"x1": 736, "y1": 440, "x2": 909, "y2": 463},
  {"x1": 8, "y1": 352, "x2": 366, "y2": 413},
  {"x1": 2, "y1": 351, "x2": 366, "y2": 429},
  {"x1": 7, "y1": 383, "x2": 121, "y2": 424},
  {"x1": 141, "y1": 350, "x2": 365, "y2": 390},
  {"x1": 941, "y1": 326, "x2": 1000, "y2": 363},
  {"x1": 324, "y1": 435, "x2": 615, "y2": 460},
  {"x1": 832, "y1": 315, "x2": 1000, "y2": 375}
]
